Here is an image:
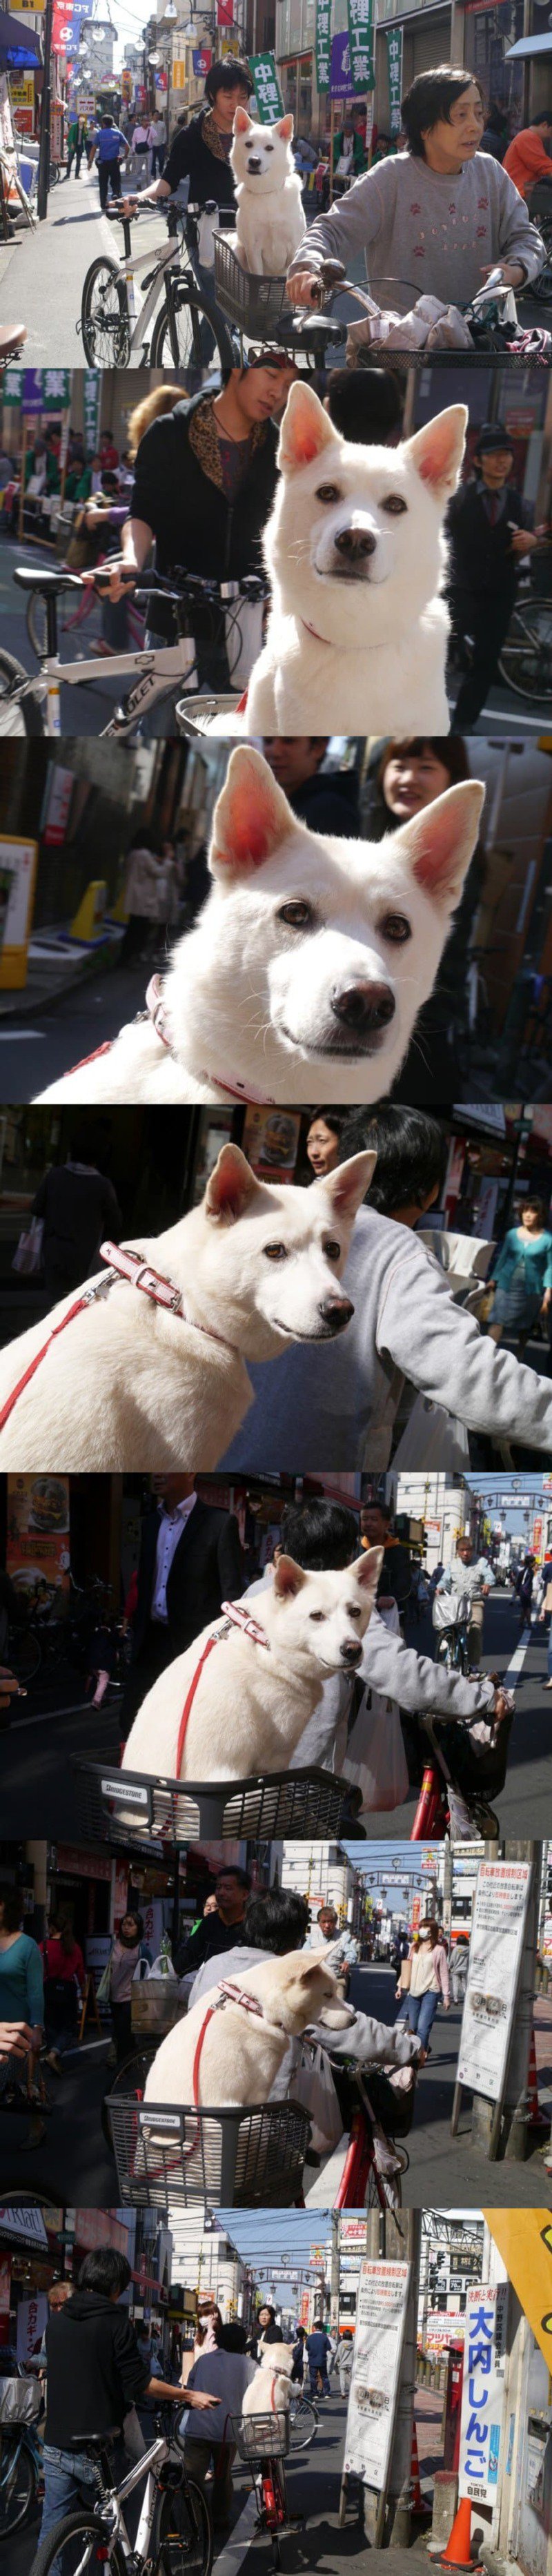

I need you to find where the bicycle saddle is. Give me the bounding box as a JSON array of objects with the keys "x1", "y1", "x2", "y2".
[
  {"x1": 13, "y1": 567, "x2": 83, "y2": 594},
  {"x1": 67, "y1": 2432, "x2": 112, "y2": 2455}
]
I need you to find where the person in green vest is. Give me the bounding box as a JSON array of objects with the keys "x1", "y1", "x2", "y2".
[
  {"x1": 333, "y1": 114, "x2": 366, "y2": 188},
  {"x1": 66, "y1": 113, "x2": 83, "y2": 178}
]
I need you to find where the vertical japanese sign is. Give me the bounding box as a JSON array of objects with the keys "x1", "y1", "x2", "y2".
[
  {"x1": 315, "y1": 0, "x2": 332, "y2": 92},
  {"x1": 83, "y1": 369, "x2": 101, "y2": 456},
  {"x1": 346, "y1": 0, "x2": 373, "y2": 93},
  {"x1": 250, "y1": 54, "x2": 284, "y2": 123},
  {"x1": 457, "y1": 1860, "x2": 531, "y2": 2102},
  {"x1": 385, "y1": 25, "x2": 402, "y2": 134},
  {"x1": 344, "y1": 2259, "x2": 410, "y2": 2486},
  {"x1": 458, "y1": 2284, "x2": 508, "y2": 2506}
]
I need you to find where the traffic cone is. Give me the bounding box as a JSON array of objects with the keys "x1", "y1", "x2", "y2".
[
  {"x1": 439, "y1": 2496, "x2": 477, "y2": 2570},
  {"x1": 410, "y1": 2420, "x2": 425, "y2": 2515},
  {"x1": 527, "y1": 2023, "x2": 548, "y2": 2127}
]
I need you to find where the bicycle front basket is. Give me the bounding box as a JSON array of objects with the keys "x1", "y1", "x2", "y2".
[
  {"x1": 231, "y1": 2410, "x2": 290, "y2": 2463},
  {"x1": 106, "y1": 2096, "x2": 310, "y2": 2211},
  {"x1": 431, "y1": 1590, "x2": 469, "y2": 1632},
  {"x1": 213, "y1": 234, "x2": 288, "y2": 335}
]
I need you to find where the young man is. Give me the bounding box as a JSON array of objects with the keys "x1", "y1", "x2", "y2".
[
  {"x1": 504, "y1": 110, "x2": 552, "y2": 201},
  {"x1": 121, "y1": 1471, "x2": 244, "y2": 1722},
  {"x1": 262, "y1": 739, "x2": 362, "y2": 836},
  {"x1": 88, "y1": 115, "x2": 128, "y2": 212},
  {"x1": 39, "y1": 2245, "x2": 215, "y2": 2550},
  {"x1": 447, "y1": 422, "x2": 542, "y2": 726},
  {"x1": 285, "y1": 65, "x2": 544, "y2": 313},
  {"x1": 176, "y1": 1867, "x2": 252, "y2": 1977}
]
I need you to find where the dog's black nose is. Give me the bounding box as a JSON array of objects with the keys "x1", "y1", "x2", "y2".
[
  {"x1": 340, "y1": 1639, "x2": 363, "y2": 1666},
  {"x1": 334, "y1": 527, "x2": 376, "y2": 560},
  {"x1": 248, "y1": 156, "x2": 262, "y2": 170},
  {"x1": 331, "y1": 982, "x2": 395, "y2": 1033},
  {"x1": 318, "y1": 1296, "x2": 354, "y2": 1334}
]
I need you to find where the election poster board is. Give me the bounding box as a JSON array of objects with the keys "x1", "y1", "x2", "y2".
[
  {"x1": 458, "y1": 2283, "x2": 509, "y2": 2508},
  {"x1": 344, "y1": 2258, "x2": 410, "y2": 2486},
  {"x1": 0, "y1": 837, "x2": 38, "y2": 990},
  {"x1": 457, "y1": 1860, "x2": 531, "y2": 2103}
]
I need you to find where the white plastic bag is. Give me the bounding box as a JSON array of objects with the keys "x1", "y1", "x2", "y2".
[
  {"x1": 343, "y1": 1684, "x2": 408, "y2": 1814},
  {"x1": 0, "y1": 2377, "x2": 41, "y2": 2423},
  {"x1": 146, "y1": 1951, "x2": 177, "y2": 1982},
  {"x1": 294, "y1": 2040, "x2": 342, "y2": 2154},
  {"x1": 393, "y1": 1395, "x2": 470, "y2": 1471},
  {"x1": 12, "y1": 1216, "x2": 44, "y2": 1276}
]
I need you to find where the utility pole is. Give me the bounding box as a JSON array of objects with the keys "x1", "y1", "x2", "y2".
[
  {"x1": 37, "y1": 0, "x2": 54, "y2": 221},
  {"x1": 442, "y1": 1838, "x2": 453, "y2": 1948},
  {"x1": 331, "y1": 2212, "x2": 340, "y2": 2334},
  {"x1": 471, "y1": 1842, "x2": 541, "y2": 2160},
  {"x1": 362, "y1": 2209, "x2": 422, "y2": 2548}
]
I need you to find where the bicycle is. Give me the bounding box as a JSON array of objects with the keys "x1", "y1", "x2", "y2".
[
  {"x1": 497, "y1": 579, "x2": 552, "y2": 701},
  {"x1": 287, "y1": 2389, "x2": 317, "y2": 2451},
  {"x1": 230, "y1": 2408, "x2": 302, "y2": 2572},
  {"x1": 79, "y1": 202, "x2": 235, "y2": 370},
  {"x1": 25, "y1": 576, "x2": 146, "y2": 666},
  {"x1": 0, "y1": 567, "x2": 267, "y2": 737},
  {"x1": 29, "y1": 2407, "x2": 213, "y2": 2576},
  {"x1": 0, "y1": 2406, "x2": 43, "y2": 2538},
  {"x1": 329, "y1": 2060, "x2": 412, "y2": 2212}
]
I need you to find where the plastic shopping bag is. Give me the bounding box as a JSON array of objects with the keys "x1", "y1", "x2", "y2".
[
  {"x1": 12, "y1": 1216, "x2": 44, "y2": 1276},
  {"x1": 295, "y1": 2041, "x2": 343, "y2": 2154},
  {"x1": 343, "y1": 1682, "x2": 408, "y2": 1813}
]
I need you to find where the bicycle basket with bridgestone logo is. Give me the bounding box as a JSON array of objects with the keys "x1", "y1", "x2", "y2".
[
  {"x1": 106, "y1": 2096, "x2": 311, "y2": 2210},
  {"x1": 231, "y1": 2412, "x2": 290, "y2": 2463},
  {"x1": 431, "y1": 1590, "x2": 470, "y2": 1632}
]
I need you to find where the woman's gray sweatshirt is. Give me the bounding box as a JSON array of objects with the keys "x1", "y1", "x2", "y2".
[
  {"x1": 221, "y1": 1207, "x2": 552, "y2": 1473},
  {"x1": 286, "y1": 150, "x2": 544, "y2": 307}
]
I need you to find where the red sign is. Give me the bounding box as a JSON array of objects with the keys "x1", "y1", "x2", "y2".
[
  {"x1": 75, "y1": 2213, "x2": 129, "y2": 2254},
  {"x1": 217, "y1": 0, "x2": 234, "y2": 23}
]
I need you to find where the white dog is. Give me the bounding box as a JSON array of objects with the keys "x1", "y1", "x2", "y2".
[
  {"x1": 0, "y1": 1141, "x2": 373, "y2": 1472},
  {"x1": 230, "y1": 106, "x2": 305, "y2": 275},
  {"x1": 123, "y1": 1543, "x2": 383, "y2": 1780},
  {"x1": 246, "y1": 382, "x2": 467, "y2": 733},
  {"x1": 36, "y1": 748, "x2": 484, "y2": 1109},
  {"x1": 243, "y1": 2346, "x2": 294, "y2": 2421},
  {"x1": 144, "y1": 1948, "x2": 355, "y2": 2113}
]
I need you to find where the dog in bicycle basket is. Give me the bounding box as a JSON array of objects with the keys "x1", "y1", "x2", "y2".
[{"x1": 230, "y1": 107, "x2": 305, "y2": 277}]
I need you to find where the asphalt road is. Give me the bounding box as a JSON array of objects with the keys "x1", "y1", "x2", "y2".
[
  {"x1": 0, "y1": 2031, "x2": 118, "y2": 2206},
  {"x1": 367, "y1": 1589, "x2": 552, "y2": 1842},
  {"x1": 346, "y1": 1961, "x2": 552, "y2": 2209},
  {"x1": 0, "y1": 957, "x2": 154, "y2": 1097},
  {"x1": 0, "y1": 165, "x2": 170, "y2": 367}
]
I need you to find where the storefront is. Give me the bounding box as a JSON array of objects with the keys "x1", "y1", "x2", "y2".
[
  {"x1": 462, "y1": 0, "x2": 524, "y2": 121},
  {"x1": 374, "y1": 0, "x2": 453, "y2": 135}
]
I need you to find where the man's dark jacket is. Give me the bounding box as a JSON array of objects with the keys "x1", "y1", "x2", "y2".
[
  {"x1": 45, "y1": 2294, "x2": 150, "y2": 2447},
  {"x1": 130, "y1": 1497, "x2": 244, "y2": 1661},
  {"x1": 446, "y1": 480, "x2": 532, "y2": 600}
]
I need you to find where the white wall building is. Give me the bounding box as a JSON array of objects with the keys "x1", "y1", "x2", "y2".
[
  {"x1": 167, "y1": 2214, "x2": 248, "y2": 2323},
  {"x1": 282, "y1": 1842, "x2": 362, "y2": 1928},
  {"x1": 390, "y1": 1473, "x2": 471, "y2": 1575}
]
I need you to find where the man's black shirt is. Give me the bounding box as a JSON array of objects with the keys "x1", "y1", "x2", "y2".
[{"x1": 45, "y1": 2294, "x2": 150, "y2": 2448}]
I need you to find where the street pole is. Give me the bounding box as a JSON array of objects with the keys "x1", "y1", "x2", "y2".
[
  {"x1": 362, "y1": 2208, "x2": 422, "y2": 2548},
  {"x1": 442, "y1": 1838, "x2": 453, "y2": 1948},
  {"x1": 331, "y1": 2211, "x2": 340, "y2": 2335},
  {"x1": 471, "y1": 1840, "x2": 542, "y2": 2160},
  {"x1": 37, "y1": 0, "x2": 54, "y2": 221}
]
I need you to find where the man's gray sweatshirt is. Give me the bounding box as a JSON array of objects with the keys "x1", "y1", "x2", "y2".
[
  {"x1": 286, "y1": 150, "x2": 544, "y2": 308},
  {"x1": 221, "y1": 1207, "x2": 552, "y2": 1472}
]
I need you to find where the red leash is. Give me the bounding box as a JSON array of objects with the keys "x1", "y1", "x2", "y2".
[
  {"x1": 0, "y1": 1289, "x2": 98, "y2": 1434},
  {"x1": 174, "y1": 1598, "x2": 269, "y2": 1777}
]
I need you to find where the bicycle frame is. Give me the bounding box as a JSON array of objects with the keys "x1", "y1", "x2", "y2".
[
  {"x1": 105, "y1": 227, "x2": 185, "y2": 356},
  {"x1": 16, "y1": 636, "x2": 199, "y2": 736},
  {"x1": 86, "y1": 2429, "x2": 171, "y2": 2565}
]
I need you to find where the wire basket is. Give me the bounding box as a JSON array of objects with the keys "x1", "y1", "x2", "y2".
[
  {"x1": 130, "y1": 1983, "x2": 181, "y2": 2038},
  {"x1": 106, "y1": 2096, "x2": 310, "y2": 2210},
  {"x1": 214, "y1": 233, "x2": 288, "y2": 335},
  {"x1": 231, "y1": 2410, "x2": 290, "y2": 2463},
  {"x1": 72, "y1": 1758, "x2": 350, "y2": 1853}
]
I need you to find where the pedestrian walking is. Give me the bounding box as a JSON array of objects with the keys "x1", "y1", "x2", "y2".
[
  {"x1": 88, "y1": 115, "x2": 128, "y2": 212},
  {"x1": 487, "y1": 1196, "x2": 552, "y2": 1352},
  {"x1": 290, "y1": 2326, "x2": 306, "y2": 2384},
  {"x1": 119, "y1": 837, "x2": 167, "y2": 967},
  {"x1": 121, "y1": 1472, "x2": 244, "y2": 1726},
  {"x1": 103, "y1": 1911, "x2": 152, "y2": 2067},
  {"x1": 306, "y1": 2323, "x2": 333, "y2": 2398},
  {"x1": 43, "y1": 1915, "x2": 85, "y2": 2072},
  {"x1": 435, "y1": 1536, "x2": 495, "y2": 1669},
  {"x1": 30, "y1": 1133, "x2": 122, "y2": 1300},
  {"x1": 147, "y1": 112, "x2": 166, "y2": 179},
  {"x1": 503, "y1": 109, "x2": 552, "y2": 200},
  {"x1": 395, "y1": 1919, "x2": 450, "y2": 2053},
  {"x1": 181, "y1": 2336, "x2": 254, "y2": 2530}
]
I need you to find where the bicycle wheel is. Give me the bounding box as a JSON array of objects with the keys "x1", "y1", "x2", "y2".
[
  {"x1": 81, "y1": 257, "x2": 130, "y2": 366},
  {"x1": 498, "y1": 597, "x2": 552, "y2": 701},
  {"x1": 531, "y1": 255, "x2": 552, "y2": 304},
  {"x1": 155, "y1": 2478, "x2": 213, "y2": 2576},
  {"x1": 0, "y1": 2432, "x2": 37, "y2": 2537},
  {"x1": 288, "y1": 2395, "x2": 317, "y2": 2451},
  {"x1": 149, "y1": 287, "x2": 230, "y2": 371},
  {"x1": 101, "y1": 2045, "x2": 155, "y2": 2150},
  {"x1": 0, "y1": 647, "x2": 45, "y2": 736},
  {"x1": 30, "y1": 2511, "x2": 126, "y2": 2575}
]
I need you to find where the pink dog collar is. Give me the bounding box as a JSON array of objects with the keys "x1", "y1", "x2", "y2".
[{"x1": 145, "y1": 973, "x2": 275, "y2": 1106}]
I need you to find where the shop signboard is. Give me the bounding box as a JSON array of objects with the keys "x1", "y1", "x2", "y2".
[
  {"x1": 250, "y1": 53, "x2": 284, "y2": 122},
  {"x1": 0, "y1": 2209, "x2": 49, "y2": 2249},
  {"x1": 83, "y1": 369, "x2": 101, "y2": 458},
  {"x1": 344, "y1": 2259, "x2": 410, "y2": 2484},
  {"x1": 483, "y1": 2214, "x2": 552, "y2": 2373},
  {"x1": 315, "y1": 0, "x2": 332, "y2": 92},
  {"x1": 241, "y1": 1105, "x2": 301, "y2": 1182},
  {"x1": 6, "y1": 1473, "x2": 70, "y2": 1616},
  {"x1": 346, "y1": 0, "x2": 373, "y2": 95},
  {"x1": 330, "y1": 32, "x2": 353, "y2": 100},
  {"x1": 384, "y1": 26, "x2": 402, "y2": 133},
  {"x1": 17, "y1": 2293, "x2": 48, "y2": 2367},
  {"x1": 457, "y1": 1861, "x2": 531, "y2": 2103},
  {"x1": 457, "y1": 2283, "x2": 508, "y2": 2506}
]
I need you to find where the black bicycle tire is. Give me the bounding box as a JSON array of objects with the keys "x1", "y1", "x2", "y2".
[
  {"x1": 7, "y1": 1629, "x2": 41, "y2": 1684},
  {"x1": 153, "y1": 2475, "x2": 213, "y2": 2576},
  {"x1": 81, "y1": 257, "x2": 130, "y2": 367},
  {"x1": 498, "y1": 599, "x2": 552, "y2": 700},
  {"x1": 0, "y1": 2434, "x2": 37, "y2": 2537},
  {"x1": 30, "y1": 2508, "x2": 126, "y2": 2576},
  {"x1": 0, "y1": 647, "x2": 45, "y2": 736},
  {"x1": 288, "y1": 2396, "x2": 317, "y2": 2450},
  {"x1": 149, "y1": 289, "x2": 230, "y2": 371},
  {"x1": 530, "y1": 262, "x2": 552, "y2": 304}
]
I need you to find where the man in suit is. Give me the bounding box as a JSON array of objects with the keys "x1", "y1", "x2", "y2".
[{"x1": 121, "y1": 1473, "x2": 244, "y2": 1730}]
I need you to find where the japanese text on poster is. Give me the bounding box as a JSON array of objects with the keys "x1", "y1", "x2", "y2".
[
  {"x1": 458, "y1": 2284, "x2": 508, "y2": 2505},
  {"x1": 457, "y1": 1861, "x2": 531, "y2": 2103},
  {"x1": 344, "y1": 2259, "x2": 410, "y2": 2486}
]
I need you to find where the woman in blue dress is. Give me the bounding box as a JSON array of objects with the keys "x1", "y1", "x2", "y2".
[{"x1": 488, "y1": 1193, "x2": 552, "y2": 1354}]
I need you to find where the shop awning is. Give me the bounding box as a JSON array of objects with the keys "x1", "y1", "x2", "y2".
[
  {"x1": 0, "y1": 2208, "x2": 49, "y2": 2252},
  {"x1": 0, "y1": 11, "x2": 41, "y2": 61},
  {"x1": 505, "y1": 32, "x2": 552, "y2": 56}
]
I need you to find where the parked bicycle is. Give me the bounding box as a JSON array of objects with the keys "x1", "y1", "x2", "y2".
[
  {"x1": 0, "y1": 567, "x2": 266, "y2": 737},
  {"x1": 0, "y1": 2373, "x2": 43, "y2": 2539},
  {"x1": 29, "y1": 2407, "x2": 213, "y2": 2576},
  {"x1": 287, "y1": 2389, "x2": 318, "y2": 2452},
  {"x1": 79, "y1": 201, "x2": 235, "y2": 369}
]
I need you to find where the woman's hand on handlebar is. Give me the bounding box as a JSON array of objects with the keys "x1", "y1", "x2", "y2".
[
  {"x1": 286, "y1": 268, "x2": 323, "y2": 306},
  {"x1": 481, "y1": 260, "x2": 524, "y2": 289}
]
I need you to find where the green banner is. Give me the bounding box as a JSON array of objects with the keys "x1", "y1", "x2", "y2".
[
  {"x1": 346, "y1": 0, "x2": 373, "y2": 93},
  {"x1": 385, "y1": 24, "x2": 402, "y2": 135},
  {"x1": 315, "y1": 0, "x2": 332, "y2": 92},
  {"x1": 250, "y1": 52, "x2": 284, "y2": 124},
  {"x1": 3, "y1": 367, "x2": 71, "y2": 409},
  {"x1": 83, "y1": 369, "x2": 101, "y2": 456}
]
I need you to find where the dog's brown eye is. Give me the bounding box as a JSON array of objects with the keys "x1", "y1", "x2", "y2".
[
  {"x1": 382, "y1": 494, "x2": 407, "y2": 516},
  {"x1": 346, "y1": 1604, "x2": 362, "y2": 1619},
  {"x1": 381, "y1": 913, "x2": 412, "y2": 944},
  {"x1": 308, "y1": 1610, "x2": 326, "y2": 1622},
  {"x1": 323, "y1": 1238, "x2": 341, "y2": 1262},
  {"x1": 315, "y1": 482, "x2": 342, "y2": 503},
  {"x1": 264, "y1": 1242, "x2": 288, "y2": 1260},
  {"x1": 278, "y1": 899, "x2": 314, "y2": 928}
]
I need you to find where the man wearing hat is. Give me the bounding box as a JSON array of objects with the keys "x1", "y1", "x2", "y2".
[{"x1": 446, "y1": 422, "x2": 541, "y2": 725}]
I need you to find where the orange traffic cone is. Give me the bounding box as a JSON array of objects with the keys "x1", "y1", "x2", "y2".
[
  {"x1": 527, "y1": 2023, "x2": 548, "y2": 2127},
  {"x1": 410, "y1": 2420, "x2": 424, "y2": 2514},
  {"x1": 439, "y1": 2496, "x2": 477, "y2": 2570}
]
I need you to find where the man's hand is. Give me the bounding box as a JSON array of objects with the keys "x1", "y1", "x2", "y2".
[
  {"x1": 121, "y1": 196, "x2": 139, "y2": 217},
  {"x1": 189, "y1": 2390, "x2": 219, "y2": 2411},
  {"x1": 285, "y1": 268, "x2": 322, "y2": 306},
  {"x1": 493, "y1": 1687, "x2": 513, "y2": 1724},
  {"x1": 0, "y1": 1668, "x2": 24, "y2": 1706},
  {"x1": 481, "y1": 261, "x2": 524, "y2": 289},
  {"x1": 0, "y1": 2020, "x2": 33, "y2": 2059},
  {"x1": 510, "y1": 528, "x2": 537, "y2": 555},
  {"x1": 85, "y1": 554, "x2": 137, "y2": 602}
]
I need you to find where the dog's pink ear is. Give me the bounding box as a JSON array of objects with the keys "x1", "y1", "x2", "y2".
[
  {"x1": 273, "y1": 1553, "x2": 306, "y2": 1600},
  {"x1": 278, "y1": 380, "x2": 340, "y2": 475},
  {"x1": 317, "y1": 1150, "x2": 377, "y2": 1222},
  {"x1": 406, "y1": 402, "x2": 467, "y2": 500},
  {"x1": 399, "y1": 779, "x2": 486, "y2": 912},
  {"x1": 210, "y1": 748, "x2": 295, "y2": 881},
  {"x1": 277, "y1": 113, "x2": 293, "y2": 140},
  {"x1": 233, "y1": 105, "x2": 252, "y2": 133},
  {"x1": 205, "y1": 1143, "x2": 258, "y2": 1223},
  {"x1": 349, "y1": 1546, "x2": 384, "y2": 1599}
]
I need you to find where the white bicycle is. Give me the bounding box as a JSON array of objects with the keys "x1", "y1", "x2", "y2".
[
  {"x1": 79, "y1": 201, "x2": 235, "y2": 369},
  {"x1": 29, "y1": 2408, "x2": 213, "y2": 2576},
  {"x1": 0, "y1": 566, "x2": 266, "y2": 737}
]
